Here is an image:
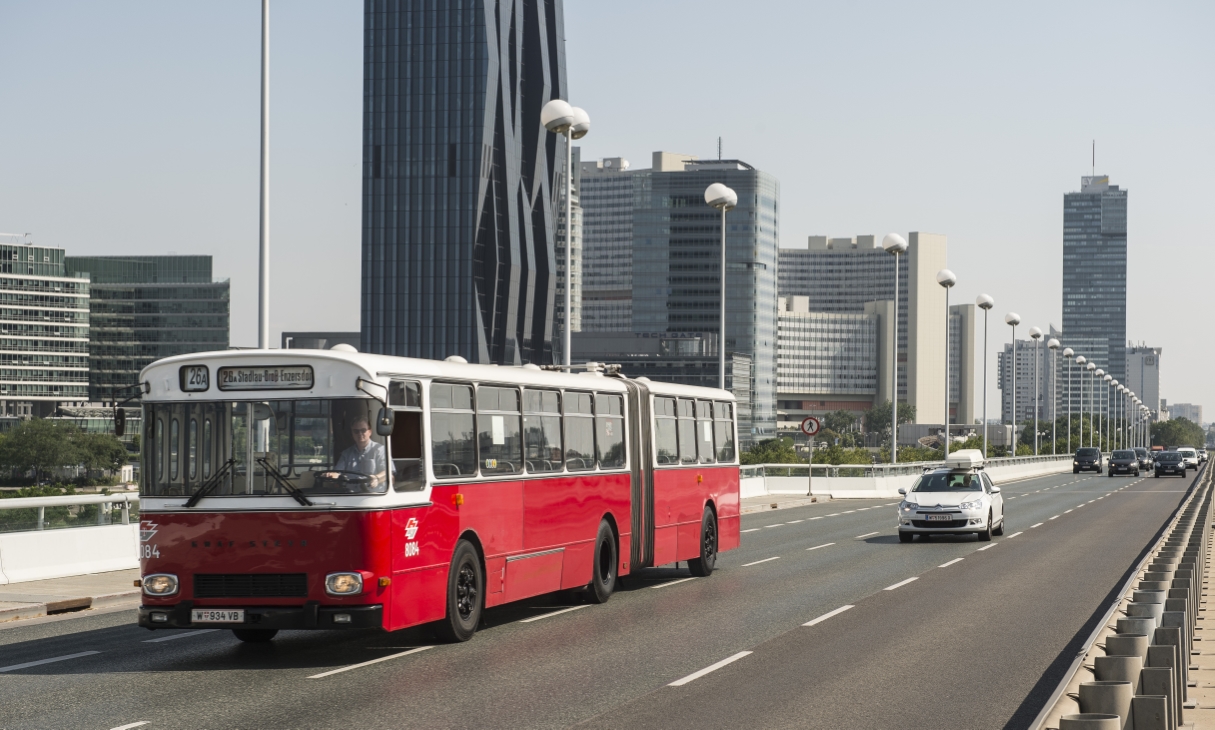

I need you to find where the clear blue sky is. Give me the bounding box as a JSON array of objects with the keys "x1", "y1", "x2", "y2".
[{"x1": 1, "y1": 1, "x2": 1211, "y2": 420}]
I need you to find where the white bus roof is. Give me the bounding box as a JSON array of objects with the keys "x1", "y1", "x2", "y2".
[{"x1": 140, "y1": 349, "x2": 735, "y2": 402}]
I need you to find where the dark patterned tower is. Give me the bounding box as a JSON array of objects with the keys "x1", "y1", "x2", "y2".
[{"x1": 360, "y1": 0, "x2": 566, "y2": 364}]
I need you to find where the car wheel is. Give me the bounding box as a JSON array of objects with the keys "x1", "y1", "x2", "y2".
[
  {"x1": 992, "y1": 517, "x2": 1004, "y2": 536},
  {"x1": 977, "y1": 512, "x2": 993, "y2": 542},
  {"x1": 232, "y1": 629, "x2": 278, "y2": 643},
  {"x1": 586, "y1": 520, "x2": 618, "y2": 602},
  {"x1": 1073, "y1": 468, "x2": 1078, "y2": 474},
  {"x1": 435, "y1": 539, "x2": 483, "y2": 643},
  {"x1": 688, "y1": 508, "x2": 717, "y2": 578},
  {"x1": 899, "y1": 531, "x2": 913, "y2": 543}
]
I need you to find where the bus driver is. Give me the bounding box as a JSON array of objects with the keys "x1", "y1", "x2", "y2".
[{"x1": 322, "y1": 414, "x2": 387, "y2": 487}]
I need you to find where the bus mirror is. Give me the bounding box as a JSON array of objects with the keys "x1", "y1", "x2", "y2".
[
  {"x1": 114, "y1": 408, "x2": 126, "y2": 437},
  {"x1": 253, "y1": 403, "x2": 273, "y2": 421},
  {"x1": 376, "y1": 407, "x2": 395, "y2": 437}
]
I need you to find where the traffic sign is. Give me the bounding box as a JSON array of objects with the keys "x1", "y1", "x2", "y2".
[{"x1": 800, "y1": 416, "x2": 821, "y2": 437}]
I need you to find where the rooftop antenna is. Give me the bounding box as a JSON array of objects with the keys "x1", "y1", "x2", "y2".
[{"x1": 718, "y1": 137, "x2": 722, "y2": 160}]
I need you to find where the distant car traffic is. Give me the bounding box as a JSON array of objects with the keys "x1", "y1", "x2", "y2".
[
  {"x1": 1073, "y1": 447, "x2": 1103, "y2": 474},
  {"x1": 1199, "y1": 448, "x2": 1208, "y2": 464},
  {"x1": 1154, "y1": 451, "x2": 1187, "y2": 478},
  {"x1": 1176, "y1": 447, "x2": 1199, "y2": 470},
  {"x1": 1108, "y1": 450, "x2": 1139, "y2": 477},
  {"x1": 1133, "y1": 447, "x2": 1153, "y2": 470},
  {"x1": 896, "y1": 449, "x2": 1004, "y2": 543}
]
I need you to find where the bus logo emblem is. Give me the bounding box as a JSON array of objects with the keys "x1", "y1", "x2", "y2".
[{"x1": 405, "y1": 518, "x2": 419, "y2": 540}]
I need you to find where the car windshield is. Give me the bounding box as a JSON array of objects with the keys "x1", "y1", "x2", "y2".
[
  {"x1": 1113, "y1": 450, "x2": 1135, "y2": 459},
  {"x1": 1076, "y1": 448, "x2": 1099, "y2": 458},
  {"x1": 911, "y1": 472, "x2": 982, "y2": 492},
  {"x1": 1157, "y1": 453, "x2": 1182, "y2": 463},
  {"x1": 1135, "y1": 449, "x2": 1147, "y2": 457}
]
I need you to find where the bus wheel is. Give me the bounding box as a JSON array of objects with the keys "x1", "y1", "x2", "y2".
[
  {"x1": 587, "y1": 520, "x2": 617, "y2": 604},
  {"x1": 437, "y1": 540, "x2": 483, "y2": 642},
  {"x1": 232, "y1": 628, "x2": 278, "y2": 643},
  {"x1": 688, "y1": 507, "x2": 717, "y2": 577}
]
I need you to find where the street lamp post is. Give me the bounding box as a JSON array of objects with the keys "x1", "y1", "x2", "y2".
[
  {"x1": 1064, "y1": 348, "x2": 1075, "y2": 454},
  {"x1": 1075, "y1": 356, "x2": 1087, "y2": 447},
  {"x1": 1093, "y1": 369, "x2": 1105, "y2": 450},
  {"x1": 883, "y1": 234, "x2": 909, "y2": 463},
  {"x1": 937, "y1": 269, "x2": 957, "y2": 457},
  {"x1": 1005, "y1": 313, "x2": 1021, "y2": 453},
  {"x1": 1029, "y1": 327, "x2": 1042, "y2": 455},
  {"x1": 541, "y1": 99, "x2": 591, "y2": 369},
  {"x1": 705, "y1": 183, "x2": 738, "y2": 390},
  {"x1": 976, "y1": 295, "x2": 995, "y2": 458},
  {"x1": 1048, "y1": 339, "x2": 1060, "y2": 455},
  {"x1": 1107, "y1": 377, "x2": 1116, "y2": 450},
  {"x1": 257, "y1": 0, "x2": 271, "y2": 349},
  {"x1": 1087, "y1": 363, "x2": 1097, "y2": 448}
]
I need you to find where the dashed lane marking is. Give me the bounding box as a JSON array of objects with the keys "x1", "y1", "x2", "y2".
[
  {"x1": 855, "y1": 531, "x2": 880, "y2": 539},
  {"x1": 842, "y1": 510, "x2": 857, "y2": 514},
  {"x1": 520, "y1": 606, "x2": 589, "y2": 623},
  {"x1": 1065, "y1": 509, "x2": 1074, "y2": 513},
  {"x1": 764, "y1": 524, "x2": 783, "y2": 529},
  {"x1": 939, "y1": 558, "x2": 964, "y2": 568},
  {"x1": 977, "y1": 543, "x2": 997, "y2": 551},
  {"x1": 1007, "y1": 531, "x2": 1023, "y2": 538},
  {"x1": 0, "y1": 651, "x2": 101, "y2": 673},
  {"x1": 1049, "y1": 515, "x2": 1060, "y2": 520},
  {"x1": 669, "y1": 651, "x2": 752, "y2": 686},
  {"x1": 810, "y1": 516, "x2": 824, "y2": 520},
  {"x1": 142, "y1": 629, "x2": 219, "y2": 643},
  {"x1": 827, "y1": 513, "x2": 841, "y2": 517},
  {"x1": 742, "y1": 556, "x2": 781, "y2": 567},
  {"x1": 807, "y1": 542, "x2": 835, "y2": 551},
  {"x1": 307, "y1": 646, "x2": 433, "y2": 679},
  {"x1": 1030, "y1": 522, "x2": 1044, "y2": 528},
  {"x1": 650, "y1": 577, "x2": 696, "y2": 590},
  {"x1": 741, "y1": 528, "x2": 760, "y2": 533},
  {"x1": 883, "y1": 577, "x2": 919, "y2": 591},
  {"x1": 108, "y1": 724, "x2": 150, "y2": 730},
  {"x1": 803, "y1": 605, "x2": 854, "y2": 627}
]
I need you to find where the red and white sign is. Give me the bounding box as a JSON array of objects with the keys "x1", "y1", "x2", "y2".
[{"x1": 800, "y1": 416, "x2": 821, "y2": 437}]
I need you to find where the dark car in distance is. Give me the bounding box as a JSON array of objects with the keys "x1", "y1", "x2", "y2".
[
  {"x1": 1133, "y1": 447, "x2": 1153, "y2": 470},
  {"x1": 1073, "y1": 447, "x2": 1102, "y2": 474},
  {"x1": 1109, "y1": 450, "x2": 1139, "y2": 477},
  {"x1": 1154, "y1": 451, "x2": 1187, "y2": 478}
]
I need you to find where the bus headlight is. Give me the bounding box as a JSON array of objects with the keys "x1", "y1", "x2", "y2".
[
  {"x1": 142, "y1": 573, "x2": 179, "y2": 596},
  {"x1": 325, "y1": 572, "x2": 364, "y2": 596}
]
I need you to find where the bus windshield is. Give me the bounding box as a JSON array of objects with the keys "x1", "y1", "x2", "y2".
[{"x1": 142, "y1": 398, "x2": 397, "y2": 497}]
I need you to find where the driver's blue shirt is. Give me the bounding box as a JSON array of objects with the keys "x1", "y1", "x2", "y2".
[{"x1": 334, "y1": 440, "x2": 386, "y2": 477}]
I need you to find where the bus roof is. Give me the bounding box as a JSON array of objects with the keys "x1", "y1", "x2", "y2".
[{"x1": 140, "y1": 348, "x2": 736, "y2": 402}]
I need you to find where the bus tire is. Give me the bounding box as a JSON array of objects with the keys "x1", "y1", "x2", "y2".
[
  {"x1": 437, "y1": 539, "x2": 483, "y2": 643},
  {"x1": 232, "y1": 628, "x2": 278, "y2": 643},
  {"x1": 688, "y1": 507, "x2": 717, "y2": 577},
  {"x1": 587, "y1": 520, "x2": 617, "y2": 604}
]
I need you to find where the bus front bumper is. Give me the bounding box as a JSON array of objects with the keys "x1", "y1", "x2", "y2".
[{"x1": 138, "y1": 601, "x2": 383, "y2": 630}]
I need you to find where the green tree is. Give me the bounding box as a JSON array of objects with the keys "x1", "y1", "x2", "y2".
[
  {"x1": 740, "y1": 437, "x2": 800, "y2": 465},
  {"x1": 79, "y1": 432, "x2": 130, "y2": 476},
  {"x1": 822, "y1": 410, "x2": 858, "y2": 436},
  {"x1": 1152, "y1": 418, "x2": 1204, "y2": 449},
  {"x1": 0, "y1": 419, "x2": 84, "y2": 483},
  {"x1": 863, "y1": 401, "x2": 916, "y2": 437}
]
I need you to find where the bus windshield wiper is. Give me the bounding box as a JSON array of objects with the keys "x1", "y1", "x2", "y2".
[
  {"x1": 256, "y1": 458, "x2": 314, "y2": 506},
  {"x1": 184, "y1": 459, "x2": 235, "y2": 508}
]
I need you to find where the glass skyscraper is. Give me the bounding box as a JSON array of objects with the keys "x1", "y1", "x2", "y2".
[
  {"x1": 360, "y1": 0, "x2": 567, "y2": 365},
  {"x1": 1062, "y1": 175, "x2": 1127, "y2": 385}
]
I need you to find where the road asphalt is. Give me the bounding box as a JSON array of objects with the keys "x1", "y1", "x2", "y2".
[{"x1": 0, "y1": 466, "x2": 1198, "y2": 730}]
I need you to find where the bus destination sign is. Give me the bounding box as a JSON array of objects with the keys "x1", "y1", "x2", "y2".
[{"x1": 217, "y1": 365, "x2": 314, "y2": 391}]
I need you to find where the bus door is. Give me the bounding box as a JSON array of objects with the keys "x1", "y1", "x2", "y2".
[{"x1": 620, "y1": 379, "x2": 655, "y2": 570}]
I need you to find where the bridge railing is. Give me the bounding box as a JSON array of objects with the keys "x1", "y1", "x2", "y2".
[
  {"x1": 0, "y1": 493, "x2": 139, "y2": 534},
  {"x1": 0, "y1": 493, "x2": 141, "y2": 585}
]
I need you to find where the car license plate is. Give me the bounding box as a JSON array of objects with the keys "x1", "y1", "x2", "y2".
[
  {"x1": 191, "y1": 609, "x2": 245, "y2": 624},
  {"x1": 925, "y1": 514, "x2": 953, "y2": 522}
]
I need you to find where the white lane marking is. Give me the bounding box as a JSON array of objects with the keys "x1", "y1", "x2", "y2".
[
  {"x1": 827, "y1": 513, "x2": 840, "y2": 517},
  {"x1": 842, "y1": 510, "x2": 857, "y2": 514},
  {"x1": 109, "y1": 724, "x2": 151, "y2": 730},
  {"x1": 650, "y1": 577, "x2": 696, "y2": 590},
  {"x1": 883, "y1": 577, "x2": 919, "y2": 591},
  {"x1": 742, "y1": 556, "x2": 780, "y2": 567},
  {"x1": 520, "y1": 605, "x2": 589, "y2": 623},
  {"x1": 855, "y1": 531, "x2": 880, "y2": 539},
  {"x1": 1064, "y1": 509, "x2": 1073, "y2": 513},
  {"x1": 939, "y1": 558, "x2": 964, "y2": 568},
  {"x1": 856, "y1": 507, "x2": 870, "y2": 511},
  {"x1": 308, "y1": 646, "x2": 433, "y2": 678},
  {"x1": 0, "y1": 651, "x2": 100, "y2": 673},
  {"x1": 787, "y1": 520, "x2": 804, "y2": 524},
  {"x1": 668, "y1": 651, "x2": 752, "y2": 686},
  {"x1": 1007, "y1": 531, "x2": 1023, "y2": 538},
  {"x1": 764, "y1": 524, "x2": 783, "y2": 529},
  {"x1": 142, "y1": 629, "x2": 219, "y2": 643},
  {"x1": 884, "y1": 503, "x2": 898, "y2": 506},
  {"x1": 802, "y1": 604, "x2": 854, "y2": 626},
  {"x1": 1088, "y1": 500, "x2": 1095, "y2": 503},
  {"x1": 1030, "y1": 522, "x2": 1044, "y2": 528},
  {"x1": 806, "y1": 542, "x2": 835, "y2": 551},
  {"x1": 741, "y1": 528, "x2": 760, "y2": 533},
  {"x1": 810, "y1": 516, "x2": 824, "y2": 520},
  {"x1": 977, "y1": 543, "x2": 997, "y2": 551},
  {"x1": 1049, "y1": 515, "x2": 1060, "y2": 520}
]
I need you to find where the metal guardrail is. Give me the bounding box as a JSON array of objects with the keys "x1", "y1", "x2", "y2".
[
  {"x1": 742, "y1": 453, "x2": 1076, "y2": 480},
  {"x1": 0, "y1": 493, "x2": 140, "y2": 532}
]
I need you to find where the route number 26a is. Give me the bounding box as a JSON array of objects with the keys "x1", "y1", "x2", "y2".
[{"x1": 143, "y1": 544, "x2": 161, "y2": 559}]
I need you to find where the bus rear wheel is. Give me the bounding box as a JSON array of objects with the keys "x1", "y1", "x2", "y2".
[
  {"x1": 232, "y1": 628, "x2": 278, "y2": 643},
  {"x1": 587, "y1": 520, "x2": 617, "y2": 604},
  {"x1": 436, "y1": 539, "x2": 483, "y2": 643},
  {"x1": 688, "y1": 507, "x2": 717, "y2": 577}
]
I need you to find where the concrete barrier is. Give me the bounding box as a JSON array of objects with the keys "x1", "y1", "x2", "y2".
[{"x1": 0, "y1": 494, "x2": 140, "y2": 585}]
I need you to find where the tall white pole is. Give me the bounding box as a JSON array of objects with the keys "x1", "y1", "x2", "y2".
[
  {"x1": 981, "y1": 309, "x2": 988, "y2": 458},
  {"x1": 943, "y1": 287, "x2": 950, "y2": 456},
  {"x1": 719, "y1": 204, "x2": 726, "y2": 390},
  {"x1": 563, "y1": 132, "x2": 572, "y2": 369},
  {"x1": 1033, "y1": 336, "x2": 1039, "y2": 455},
  {"x1": 1010, "y1": 325, "x2": 1016, "y2": 452},
  {"x1": 891, "y1": 255, "x2": 899, "y2": 463},
  {"x1": 257, "y1": 0, "x2": 270, "y2": 350}
]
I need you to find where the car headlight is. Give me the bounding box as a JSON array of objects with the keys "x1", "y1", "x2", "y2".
[
  {"x1": 959, "y1": 500, "x2": 984, "y2": 511},
  {"x1": 142, "y1": 573, "x2": 179, "y2": 596},
  {"x1": 1073, "y1": 460, "x2": 1078, "y2": 464},
  {"x1": 325, "y1": 572, "x2": 365, "y2": 596},
  {"x1": 900, "y1": 501, "x2": 917, "y2": 512}
]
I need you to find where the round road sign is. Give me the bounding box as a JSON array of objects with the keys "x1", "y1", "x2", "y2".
[{"x1": 800, "y1": 416, "x2": 821, "y2": 437}]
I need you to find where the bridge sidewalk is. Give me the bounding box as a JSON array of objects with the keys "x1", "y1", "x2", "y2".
[{"x1": 0, "y1": 568, "x2": 140, "y2": 625}]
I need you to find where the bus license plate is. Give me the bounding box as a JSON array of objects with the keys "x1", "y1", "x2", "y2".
[
  {"x1": 925, "y1": 514, "x2": 953, "y2": 521},
  {"x1": 192, "y1": 609, "x2": 245, "y2": 624}
]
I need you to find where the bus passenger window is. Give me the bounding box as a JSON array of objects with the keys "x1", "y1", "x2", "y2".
[
  {"x1": 169, "y1": 417, "x2": 180, "y2": 482},
  {"x1": 714, "y1": 402, "x2": 736, "y2": 462},
  {"x1": 477, "y1": 386, "x2": 522, "y2": 475},
  {"x1": 565, "y1": 391, "x2": 595, "y2": 471},
  {"x1": 431, "y1": 383, "x2": 476, "y2": 479},
  {"x1": 595, "y1": 394, "x2": 625, "y2": 468},
  {"x1": 391, "y1": 411, "x2": 425, "y2": 491},
  {"x1": 202, "y1": 418, "x2": 212, "y2": 479},
  {"x1": 696, "y1": 400, "x2": 715, "y2": 464},
  {"x1": 677, "y1": 399, "x2": 696, "y2": 465},
  {"x1": 654, "y1": 397, "x2": 678, "y2": 465},
  {"x1": 188, "y1": 418, "x2": 198, "y2": 480},
  {"x1": 524, "y1": 389, "x2": 563, "y2": 473}
]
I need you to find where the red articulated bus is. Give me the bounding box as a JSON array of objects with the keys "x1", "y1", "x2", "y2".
[{"x1": 136, "y1": 349, "x2": 740, "y2": 642}]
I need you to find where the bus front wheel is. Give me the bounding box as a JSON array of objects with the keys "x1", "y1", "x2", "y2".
[
  {"x1": 437, "y1": 539, "x2": 483, "y2": 642},
  {"x1": 232, "y1": 628, "x2": 278, "y2": 643},
  {"x1": 587, "y1": 520, "x2": 617, "y2": 604},
  {"x1": 688, "y1": 507, "x2": 717, "y2": 577}
]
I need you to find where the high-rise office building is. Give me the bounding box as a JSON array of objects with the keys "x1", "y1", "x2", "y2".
[
  {"x1": 360, "y1": 0, "x2": 567, "y2": 365},
  {"x1": 578, "y1": 154, "x2": 638, "y2": 332},
  {"x1": 0, "y1": 243, "x2": 89, "y2": 418},
  {"x1": 1125, "y1": 344, "x2": 1162, "y2": 419},
  {"x1": 1167, "y1": 402, "x2": 1202, "y2": 425},
  {"x1": 64, "y1": 256, "x2": 230, "y2": 402},
  {"x1": 1062, "y1": 175, "x2": 1127, "y2": 382},
  {"x1": 998, "y1": 336, "x2": 1054, "y2": 426}
]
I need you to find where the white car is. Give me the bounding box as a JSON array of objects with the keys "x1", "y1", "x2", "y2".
[
  {"x1": 1176, "y1": 447, "x2": 1199, "y2": 471},
  {"x1": 897, "y1": 449, "x2": 1005, "y2": 543}
]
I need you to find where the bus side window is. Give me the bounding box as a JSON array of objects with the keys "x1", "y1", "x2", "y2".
[
  {"x1": 431, "y1": 383, "x2": 477, "y2": 479},
  {"x1": 565, "y1": 391, "x2": 595, "y2": 471},
  {"x1": 713, "y1": 401, "x2": 736, "y2": 463},
  {"x1": 677, "y1": 399, "x2": 696, "y2": 465},
  {"x1": 696, "y1": 400, "x2": 715, "y2": 464},
  {"x1": 477, "y1": 386, "x2": 523, "y2": 476},
  {"x1": 524, "y1": 389, "x2": 563, "y2": 473},
  {"x1": 595, "y1": 393, "x2": 625, "y2": 469},
  {"x1": 391, "y1": 411, "x2": 425, "y2": 491},
  {"x1": 654, "y1": 397, "x2": 678, "y2": 465}
]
